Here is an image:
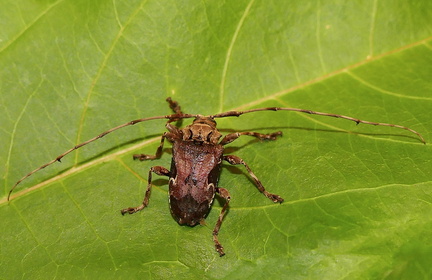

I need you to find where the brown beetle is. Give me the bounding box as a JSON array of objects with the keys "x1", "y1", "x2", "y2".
[
  {"x1": 8, "y1": 98, "x2": 425, "y2": 256},
  {"x1": 120, "y1": 99, "x2": 283, "y2": 256}
]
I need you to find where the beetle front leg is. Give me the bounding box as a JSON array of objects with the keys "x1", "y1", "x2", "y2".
[
  {"x1": 223, "y1": 155, "x2": 284, "y2": 203},
  {"x1": 213, "y1": 187, "x2": 231, "y2": 257},
  {"x1": 220, "y1": 131, "x2": 282, "y2": 146},
  {"x1": 166, "y1": 97, "x2": 182, "y2": 114},
  {"x1": 133, "y1": 133, "x2": 167, "y2": 161},
  {"x1": 120, "y1": 166, "x2": 170, "y2": 215},
  {"x1": 166, "y1": 97, "x2": 183, "y2": 124},
  {"x1": 134, "y1": 125, "x2": 180, "y2": 161}
]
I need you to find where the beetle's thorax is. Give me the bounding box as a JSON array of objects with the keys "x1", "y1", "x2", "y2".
[{"x1": 181, "y1": 115, "x2": 222, "y2": 144}]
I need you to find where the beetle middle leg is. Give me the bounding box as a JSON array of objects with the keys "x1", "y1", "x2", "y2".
[
  {"x1": 213, "y1": 187, "x2": 231, "y2": 257},
  {"x1": 223, "y1": 155, "x2": 284, "y2": 203},
  {"x1": 121, "y1": 166, "x2": 170, "y2": 215}
]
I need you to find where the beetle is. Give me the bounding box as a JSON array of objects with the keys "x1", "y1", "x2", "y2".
[{"x1": 8, "y1": 97, "x2": 425, "y2": 256}]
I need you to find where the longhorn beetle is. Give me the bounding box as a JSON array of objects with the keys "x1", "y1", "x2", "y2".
[{"x1": 8, "y1": 97, "x2": 425, "y2": 256}]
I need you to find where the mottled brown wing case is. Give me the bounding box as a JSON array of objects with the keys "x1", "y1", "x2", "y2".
[{"x1": 169, "y1": 141, "x2": 224, "y2": 226}]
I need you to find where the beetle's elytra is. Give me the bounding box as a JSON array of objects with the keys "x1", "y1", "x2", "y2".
[{"x1": 9, "y1": 98, "x2": 425, "y2": 256}]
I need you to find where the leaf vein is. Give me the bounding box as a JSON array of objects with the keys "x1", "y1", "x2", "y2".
[
  {"x1": 0, "y1": 0, "x2": 65, "y2": 54},
  {"x1": 74, "y1": 0, "x2": 149, "y2": 164},
  {"x1": 218, "y1": 0, "x2": 255, "y2": 112}
]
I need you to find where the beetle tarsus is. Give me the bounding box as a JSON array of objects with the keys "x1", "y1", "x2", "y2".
[
  {"x1": 133, "y1": 154, "x2": 155, "y2": 161},
  {"x1": 215, "y1": 243, "x2": 225, "y2": 257},
  {"x1": 120, "y1": 206, "x2": 144, "y2": 215},
  {"x1": 269, "y1": 193, "x2": 284, "y2": 203}
]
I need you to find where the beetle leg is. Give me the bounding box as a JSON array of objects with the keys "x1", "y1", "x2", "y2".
[
  {"x1": 166, "y1": 97, "x2": 182, "y2": 114},
  {"x1": 133, "y1": 133, "x2": 167, "y2": 161},
  {"x1": 213, "y1": 187, "x2": 231, "y2": 257},
  {"x1": 134, "y1": 124, "x2": 181, "y2": 161},
  {"x1": 166, "y1": 97, "x2": 183, "y2": 124},
  {"x1": 121, "y1": 166, "x2": 170, "y2": 215},
  {"x1": 133, "y1": 97, "x2": 183, "y2": 161},
  {"x1": 220, "y1": 131, "x2": 282, "y2": 146},
  {"x1": 223, "y1": 155, "x2": 284, "y2": 203}
]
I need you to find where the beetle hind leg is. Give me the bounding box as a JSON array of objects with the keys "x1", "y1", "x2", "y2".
[
  {"x1": 121, "y1": 166, "x2": 170, "y2": 215},
  {"x1": 213, "y1": 187, "x2": 231, "y2": 257}
]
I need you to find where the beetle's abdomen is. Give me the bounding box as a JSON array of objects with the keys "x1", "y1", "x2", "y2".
[
  {"x1": 169, "y1": 141, "x2": 223, "y2": 226},
  {"x1": 169, "y1": 191, "x2": 214, "y2": 226}
]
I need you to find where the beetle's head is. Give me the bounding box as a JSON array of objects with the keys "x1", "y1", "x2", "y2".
[{"x1": 182, "y1": 115, "x2": 221, "y2": 144}]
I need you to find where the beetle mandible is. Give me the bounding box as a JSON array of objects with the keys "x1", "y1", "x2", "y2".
[{"x1": 8, "y1": 97, "x2": 425, "y2": 256}]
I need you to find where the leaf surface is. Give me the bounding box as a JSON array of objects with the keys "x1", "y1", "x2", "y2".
[{"x1": 1, "y1": 0, "x2": 432, "y2": 279}]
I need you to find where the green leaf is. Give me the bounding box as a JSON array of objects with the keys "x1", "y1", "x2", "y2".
[{"x1": 1, "y1": 0, "x2": 432, "y2": 279}]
